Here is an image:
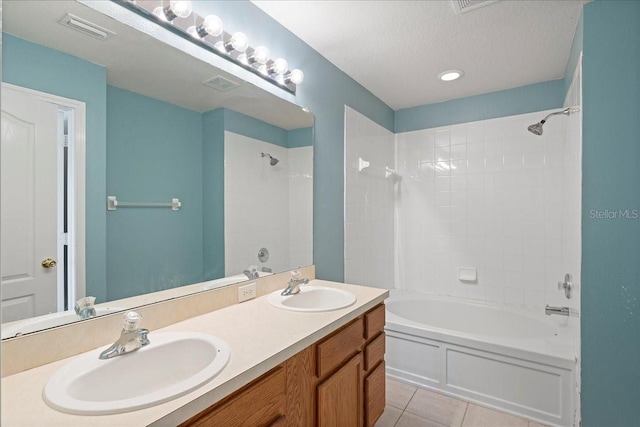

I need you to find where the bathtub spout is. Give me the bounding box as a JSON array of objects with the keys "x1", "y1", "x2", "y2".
[{"x1": 545, "y1": 305, "x2": 569, "y2": 316}]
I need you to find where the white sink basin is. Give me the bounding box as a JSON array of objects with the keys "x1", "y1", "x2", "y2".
[
  {"x1": 43, "y1": 332, "x2": 230, "y2": 415},
  {"x1": 267, "y1": 285, "x2": 356, "y2": 312}
]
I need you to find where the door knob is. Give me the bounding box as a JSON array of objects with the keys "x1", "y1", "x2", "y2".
[{"x1": 42, "y1": 258, "x2": 57, "y2": 268}]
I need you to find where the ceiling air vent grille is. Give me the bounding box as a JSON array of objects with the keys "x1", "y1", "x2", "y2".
[
  {"x1": 58, "y1": 13, "x2": 114, "y2": 40},
  {"x1": 452, "y1": 0, "x2": 500, "y2": 14},
  {"x1": 202, "y1": 76, "x2": 240, "y2": 92}
]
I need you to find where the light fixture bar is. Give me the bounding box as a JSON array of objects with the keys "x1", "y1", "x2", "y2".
[{"x1": 111, "y1": 0, "x2": 302, "y2": 94}]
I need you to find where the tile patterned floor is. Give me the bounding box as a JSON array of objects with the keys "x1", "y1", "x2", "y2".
[{"x1": 376, "y1": 378, "x2": 549, "y2": 427}]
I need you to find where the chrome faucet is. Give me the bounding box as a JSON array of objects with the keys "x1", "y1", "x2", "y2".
[
  {"x1": 281, "y1": 270, "x2": 309, "y2": 296},
  {"x1": 99, "y1": 311, "x2": 150, "y2": 360},
  {"x1": 74, "y1": 296, "x2": 96, "y2": 319},
  {"x1": 243, "y1": 265, "x2": 259, "y2": 280},
  {"x1": 545, "y1": 305, "x2": 570, "y2": 316}
]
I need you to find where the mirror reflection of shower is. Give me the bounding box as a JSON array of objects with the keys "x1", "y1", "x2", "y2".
[
  {"x1": 261, "y1": 152, "x2": 279, "y2": 166},
  {"x1": 527, "y1": 107, "x2": 579, "y2": 135}
]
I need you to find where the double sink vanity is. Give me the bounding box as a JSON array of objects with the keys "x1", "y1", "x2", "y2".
[{"x1": 1, "y1": 271, "x2": 388, "y2": 426}]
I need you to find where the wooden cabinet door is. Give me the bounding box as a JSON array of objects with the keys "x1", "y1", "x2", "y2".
[
  {"x1": 364, "y1": 362, "x2": 385, "y2": 427},
  {"x1": 317, "y1": 354, "x2": 362, "y2": 427}
]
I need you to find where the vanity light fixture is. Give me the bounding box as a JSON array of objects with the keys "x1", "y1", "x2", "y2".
[
  {"x1": 116, "y1": 0, "x2": 303, "y2": 93},
  {"x1": 438, "y1": 69, "x2": 465, "y2": 81}
]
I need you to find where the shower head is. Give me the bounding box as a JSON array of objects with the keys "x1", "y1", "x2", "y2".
[
  {"x1": 261, "y1": 152, "x2": 279, "y2": 166},
  {"x1": 527, "y1": 122, "x2": 544, "y2": 136},
  {"x1": 527, "y1": 107, "x2": 576, "y2": 136}
]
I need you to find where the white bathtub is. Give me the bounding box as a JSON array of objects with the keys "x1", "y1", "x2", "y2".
[{"x1": 385, "y1": 291, "x2": 576, "y2": 427}]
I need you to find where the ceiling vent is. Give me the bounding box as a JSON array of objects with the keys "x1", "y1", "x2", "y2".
[
  {"x1": 58, "y1": 13, "x2": 114, "y2": 40},
  {"x1": 452, "y1": 0, "x2": 500, "y2": 14},
  {"x1": 202, "y1": 76, "x2": 240, "y2": 92}
]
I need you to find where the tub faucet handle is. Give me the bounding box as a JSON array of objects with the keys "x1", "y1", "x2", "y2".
[{"x1": 557, "y1": 274, "x2": 572, "y2": 299}]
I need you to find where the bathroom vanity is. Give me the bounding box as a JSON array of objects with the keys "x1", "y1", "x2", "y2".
[
  {"x1": 181, "y1": 304, "x2": 385, "y2": 427},
  {"x1": 0, "y1": 279, "x2": 387, "y2": 426}
]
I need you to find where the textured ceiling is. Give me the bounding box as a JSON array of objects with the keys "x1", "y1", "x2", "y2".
[{"x1": 253, "y1": 0, "x2": 587, "y2": 110}]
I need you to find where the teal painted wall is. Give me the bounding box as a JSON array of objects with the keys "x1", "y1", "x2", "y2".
[
  {"x1": 394, "y1": 80, "x2": 565, "y2": 133},
  {"x1": 224, "y1": 108, "x2": 288, "y2": 147},
  {"x1": 192, "y1": 2, "x2": 395, "y2": 282},
  {"x1": 106, "y1": 86, "x2": 204, "y2": 300},
  {"x1": 202, "y1": 109, "x2": 225, "y2": 281},
  {"x1": 581, "y1": 2, "x2": 640, "y2": 425},
  {"x1": 2, "y1": 33, "x2": 108, "y2": 301},
  {"x1": 287, "y1": 127, "x2": 313, "y2": 148}
]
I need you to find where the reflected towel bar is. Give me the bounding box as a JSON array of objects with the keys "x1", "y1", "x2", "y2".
[{"x1": 107, "y1": 196, "x2": 181, "y2": 211}]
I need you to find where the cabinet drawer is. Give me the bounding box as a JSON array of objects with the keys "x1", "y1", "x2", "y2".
[
  {"x1": 181, "y1": 365, "x2": 286, "y2": 427},
  {"x1": 365, "y1": 304, "x2": 385, "y2": 340},
  {"x1": 364, "y1": 332, "x2": 385, "y2": 372},
  {"x1": 364, "y1": 361, "x2": 386, "y2": 427},
  {"x1": 316, "y1": 318, "x2": 364, "y2": 378}
]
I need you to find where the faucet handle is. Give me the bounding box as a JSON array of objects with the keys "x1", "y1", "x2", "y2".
[
  {"x1": 74, "y1": 296, "x2": 96, "y2": 315},
  {"x1": 291, "y1": 270, "x2": 301, "y2": 279},
  {"x1": 557, "y1": 273, "x2": 572, "y2": 299},
  {"x1": 122, "y1": 311, "x2": 143, "y2": 331}
]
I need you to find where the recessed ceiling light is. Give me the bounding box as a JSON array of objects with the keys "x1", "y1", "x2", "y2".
[{"x1": 438, "y1": 69, "x2": 464, "y2": 82}]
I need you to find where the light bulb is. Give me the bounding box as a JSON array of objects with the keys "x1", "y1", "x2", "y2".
[
  {"x1": 258, "y1": 65, "x2": 268, "y2": 75},
  {"x1": 251, "y1": 46, "x2": 270, "y2": 65},
  {"x1": 168, "y1": 0, "x2": 192, "y2": 18},
  {"x1": 198, "y1": 15, "x2": 223, "y2": 38},
  {"x1": 229, "y1": 32, "x2": 249, "y2": 52},
  {"x1": 271, "y1": 58, "x2": 288, "y2": 75},
  {"x1": 238, "y1": 53, "x2": 248, "y2": 65},
  {"x1": 286, "y1": 69, "x2": 304, "y2": 85}
]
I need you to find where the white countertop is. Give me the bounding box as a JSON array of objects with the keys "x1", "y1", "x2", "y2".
[{"x1": 1, "y1": 280, "x2": 388, "y2": 426}]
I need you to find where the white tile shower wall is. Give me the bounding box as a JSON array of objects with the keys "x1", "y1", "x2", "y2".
[
  {"x1": 396, "y1": 110, "x2": 572, "y2": 308},
  {"x1": 224, "y1": 132, "x2": 312, "y2": 276},
  {"x1": 564, "y1": 58, "x2": 582, "y2": 426},
  {"x1": 288, "y1": 146, "x2": 313, "y2": 270},
  {"x1": 344, "y1": 107, "x2": 395, "y2": 289}
]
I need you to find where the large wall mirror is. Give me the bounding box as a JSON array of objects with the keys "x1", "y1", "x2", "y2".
[{"x1": 1, "y1": 0, "x2": 313, "y2": 339}]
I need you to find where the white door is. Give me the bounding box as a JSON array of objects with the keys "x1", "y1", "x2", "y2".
[{"x1": 1, "y1": 86, "x2": 60, "y2": 322}]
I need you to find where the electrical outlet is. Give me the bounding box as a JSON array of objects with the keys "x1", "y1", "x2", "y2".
[{"x1": 238, "y1": 283, "x2": 257, "y2": 302}]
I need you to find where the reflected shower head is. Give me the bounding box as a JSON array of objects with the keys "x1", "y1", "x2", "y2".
[
  {"x1": 261, "y1": 152, "x2": 279, "y2": 166},
  {"x1": 527, "y1": 107, "x2": 575, "y2": 136}
]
